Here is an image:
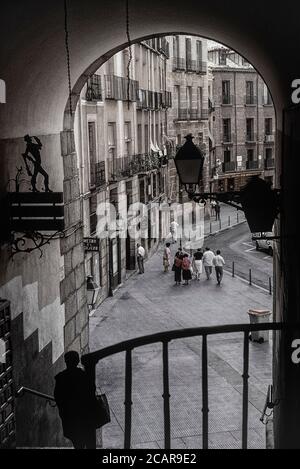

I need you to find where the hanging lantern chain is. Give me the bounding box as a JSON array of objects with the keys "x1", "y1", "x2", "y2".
[
  {"x1": 126, "y1": 0, "x2": 133, "y2": 110},
  {"x1": 64, "y1": 0, "x2": 73, "y2": 117}
]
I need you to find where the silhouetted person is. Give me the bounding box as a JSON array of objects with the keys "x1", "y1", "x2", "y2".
[
  {"x1": 215, "y1": 202, "x2": 221, "y2": 221},
  {"x1": 54, "y1": 351, "x2": 96, "y2": 449},
  {"x1": 22, "y1": 134, "x2": 52, "y2": 192}
]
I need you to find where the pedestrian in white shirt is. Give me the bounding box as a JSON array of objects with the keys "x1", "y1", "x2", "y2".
[
  {"x1": 170, "y1": 220, "x2": 179, "y2": 244},
  {"x1": 213, "y1": 250, "x2": 226, "y2": 285},
  {"x1": 137, "y1": 243, "x2": 145, "y2": 274},
  {"x1": 203, "y1": 247, "x2": 215, "y2": 280}
]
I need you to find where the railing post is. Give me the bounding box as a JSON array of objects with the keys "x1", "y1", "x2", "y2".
[
  {"x1": 124, "y1": 349, "x2": 133, "y2": 449},
  {"x1": 202, "y1": 335, "x2": 209, "y2": 449},
  {"x1": 232, "y1": 261, "x2": 235, "y2": 278},
  {"x1": 269, "y1": 277, "x2": 272, "y2": 295},
  {"x1": 249, "y1": 269, "x2": 252, "y2": 286},
  {"x1": 162, "y1": 341, "x2": 171, "y2": 449},
  {"x1": 242, "y1": 331, "x2": 250, "y2": 449}
]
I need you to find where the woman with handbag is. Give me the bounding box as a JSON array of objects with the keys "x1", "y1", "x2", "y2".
[
  {"x1": 173, "y1": 249, "x2": 183, "y2": 285},
  {"x1": 163, "y1": 243, "x2": 171, "y2": 272},
  {"x1": 182, "y1": 253, "x2": 192, "y2": 285}
]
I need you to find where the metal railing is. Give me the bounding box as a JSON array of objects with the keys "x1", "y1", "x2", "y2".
[
  {"x1": 222, "y1": 94, "x2": 235, "y2": 105},
  {"x1": 246, "y1": 160, "x2": 260, "y2": 170},
  {"x1": 16, "y1": 386, "x2": 55, "y2": 403},
  {"x1": 86, "y1": 74, "x2": 102, "y2": 101},
  {"x1": 223, "y1": 161, "x2": 236, "y2": 172},
  {"x1": 175, "y1": 108, "x2": 209, "y2": 121},
  {"x1": 245, "y1": 133, "x2": 256, "y2": 143},
  {"x1": 244, "y1": 95, "x2": 257, "y2": 105},
  {"x1": 105, "y1": 75, "x2": 139, "y2": 102},
  {"x1": 82, "y1": 322, "x2": 285, "y2": 449}
]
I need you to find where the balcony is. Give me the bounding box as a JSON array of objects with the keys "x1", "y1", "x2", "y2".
[
  {"x1": 172, "y1": 57, "x2": 186, "y2": 71},
  {"x1": 223, "y1": 161, "x2": 236, "y2": 172},
  {"x1": 264, "y1": 134, "x2": 275, "y2": 143},
  {"x1": 265, "y1": 158, "x2": 275, "y2": 169},
  {"x1": 107, "y1": 154, "x2": 163, "y2": 182},
  {"x1": 208, "y1": 98, "x2": 215, "y2": 112},
  {"x1": 95, "y1": 161, "x2": 106, "y2": 187},
  {"x1": 105, "y1": 75, "x2": 139, "y2": 102},
  {"x1": 86, "y1": 74, "x2": 102, "y2": 101},
  {"x1": 222, "y1": 94, "x2": 234, "y2": 105},
  {"x1": 137, "y1": 90, "x2": 165, "y2": 110},
  {"x1": 158, "y1": 38, "x2": 170, "y2": 58},
  {"x1": 246, "y1": 160, "x2": 260, "y2": 170},
  {"x1": 244, "y1": 95, "x2": 257, "y2": 105},
  {"x1": 174, "y1": 108, "x2": 209, "y2": 121},
  {"x1": 222, "y1": 133, "x2": 233, "y2": 144}
]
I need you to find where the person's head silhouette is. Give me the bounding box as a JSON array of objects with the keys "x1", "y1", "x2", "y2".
[
  {"x1": 64, "y1": 351, "x2": 80, "y2": 369},
  {"x1": 24, "y1": 134, "x2": 32, "y2": 143}
]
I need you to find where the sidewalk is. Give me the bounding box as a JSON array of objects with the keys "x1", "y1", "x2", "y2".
[
  {"x1": 203, "y1": 203, "x2": 246, "y2": 237},
  {"x1": 90, "y1": 241, "x2": 272, "y2": 449}
]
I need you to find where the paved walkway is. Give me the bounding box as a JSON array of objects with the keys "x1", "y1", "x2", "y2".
[{"x1": 90, "y1": 237, "x2": 272, "y2": 450}]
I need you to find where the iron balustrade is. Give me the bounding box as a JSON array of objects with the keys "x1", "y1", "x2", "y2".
[
  {"x1": 223, "y1": 161, "x2": 237, "y2": 172},
  {"x1": 105, "y1": 75, "x2": 139, "y2": 102},
  {"x1": 222, "y1": 94, "x2": 235, "y2": 105},
  {"x1": 246, "y1": 133, "x2": 257, "y2": 143},
  {"x1": 175, "y1": 109, "x2": 209, "y2": 121},
  {"x1": 172, "y1": 57, "x2": 186, "y2": 71},
  {"x1": 95, "y1": 161, "x2": 106, "y2": 187},
  {"x1": 82, "y1": 322, "x2": 286, "y2": 449},
  {"x1": 264, "y1": 134, "x2": 275, "y2": 143},
  {"x1": 245, "y1": 95, "x2": 257, "y2": 105}
]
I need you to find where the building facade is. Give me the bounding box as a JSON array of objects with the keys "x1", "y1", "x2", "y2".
[
  {"x1": 208, "y1": 45, "x2": 276, "y2": 192},
  {"x1": 74, "y1": 38, "x2": 173, "y2": 308}
]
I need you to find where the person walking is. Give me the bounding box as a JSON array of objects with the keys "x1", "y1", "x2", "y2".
[
  {"x1": 173, "y1": 248, "x2": 183, "y2": 285},
  {"x1": 163, "y1": 243, "x2": 171, "y2": 272},
  {"x1": 182, "y1": 253, "x2": 192, "y2": 285},
  {"x1": 211, "y1": 200, "x2": 216, "y2": 217},
  {"x1": 170, "y1": 220, "x2": 179, "y2": 244},
  {"x1": 213, "y1": 249, "x2": 226, "y2": 285},
  {"x1": 215, "y1": 202, "x2": 221, "y2": 221},
  {"x1": 137, "y1": 243, "x2": 145, "y2": 274},
  {"x1": 54, "y1": 351, "x2": 96, "y2": 449},
  {"x1": 193, "y1": 248, "x2": 203, "y2": 281},
  {"x1": 203, "y1": 247, "x2": 215, "y2": 280}
]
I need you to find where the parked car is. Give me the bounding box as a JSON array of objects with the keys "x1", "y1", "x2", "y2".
[{"x1": 252, "y1": 232, "x2": 274, "y2": 256}]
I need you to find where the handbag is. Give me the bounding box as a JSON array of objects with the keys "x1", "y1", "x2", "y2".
[{"x1": 94, "y1": 393, "x2": 111, "y2": 429}]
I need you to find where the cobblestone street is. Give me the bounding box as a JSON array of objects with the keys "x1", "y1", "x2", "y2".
[{"x1": 90, "y1": 225, "x2": 273, "y2": 449}]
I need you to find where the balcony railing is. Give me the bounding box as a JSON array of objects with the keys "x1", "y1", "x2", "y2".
[
  {"x1": 175, "y1": 108, "x2": 209, "y2": 121},
  {"x1": 108, "y1": 154, "x2": 163, "y2": 182},
  {"x1": 105, "y1": 75, "x2": 139, "y2": 102},
  {"x1": 244, "y1": 95, "x2": 257, "y2": 105},
  {"x1": 246, "y1": 160, "x2": 260, "y2": 170},
  {"x1": 208, "y1": 98, "x2": 215, "y2": 112},
  {"x1": 222, "y1": 133, "x2": 233, "y2": 143},
  {"x1": 223, "y1": 161, "x2": 236, "y2": 172},
  {"x1": 86, "y1": 74, "x2": 102, "y2": 101},
  {"x1": 264, "y1": 134, "x2": 275, "y2": 143},
  {"x1": 158, "y1": 38, "x2": 170, "y2": 58},
  {"x1": 95, "y1": 161, "x2": 106, "y2": 187},
  {"x1": 173, "y1": 57, "x2": 207, "y2": 74},
  {"x1": 82, "y1": 322, "x2": 286, "y2": 449},
  {"x1": 172, "y1": 57, "x2": 186, "y2": 71},
  {"x1": 137, "y1": 90, "x2": 167, "y2": 110},
  {"x1": 222, "y1": 94, "x2": 235, "y2": 105},
  {"x1": 265, "y1": 158, "x2": 275, "y2": 169}
]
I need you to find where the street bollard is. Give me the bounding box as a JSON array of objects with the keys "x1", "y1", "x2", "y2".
[
  {"x1": 237, "y1": 212, "x2": 239, "y2": 223},
  {"x1": 210, "y1": 222, "x2": 212, "y2": 234},
  {"x1": 232, "y1": 261, "x2": 235, "y2": 277},
  {"x1": 249, "y1": 269, "x2": 252, "y2": 286},
  {"x1": 269, "y1": 277, "x2": 272, "y2": 295},
  {"x1": 228, "y1": 216, "x2": 231, "y2": 227},
  {"x1": 219, "y1": 218, "x2": 222, "y2": 230}
]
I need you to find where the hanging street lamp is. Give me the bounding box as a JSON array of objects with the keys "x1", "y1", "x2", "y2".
[
  {"x1": 86, "y1": 275, "x2": 100, "y2": 309},
  {"x1": 173, "y1": 134, "x2": 281, "y2": 235}
]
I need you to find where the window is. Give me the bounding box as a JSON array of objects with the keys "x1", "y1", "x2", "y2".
[
  {"x1": 108, "y1": 122, "x2": 116, "y2": 148},
  {"x1": 197, "y1": 87, "x2": 203, "y2": 115},
  {"x1": 186, "y1": 86, "x2": 192, "y2": 111},
  {"x1": 246, "y1": 118, "x2": 254, "y2": 141},
  {"x1": 222, "y1": 81, "x2": 231, "y2": 104},
  {"x1": 223, "y1": 118, "x2": 231, "y2": 142},
  {"x1": 173, "y1": 35, "x2": 180, "y2": 57},
  {"x1": 137, "y1": 124, "x2": 142, "y2": 154},
  {"x1": 198, "y1": 132, "x2": 204, "y2": 144},
  {"x1": 144, "y1": 124, "x2": 149, "y2": 153},
  {"x1": 224, "y1": 149, "x2": 231, "y2": 163},
  {"x1": 247, "y1": 149, "x2": 254, "y2": 161},
  {"x1": 88, "y1": 122, "x2": 97, "y2": 187},
  {"x1": 219, "y1": 50, "x2": 227, "y2": 65},
  {"x1": 263, "y1": 85, "x2": 272, "y2": 105},
  {"x1": 124, "y1": 122, "x2": 131, "y2": 157},
  {"x1": 196, "y1": 40, "x2": 203, "y2": 62},
  {"x1": 185, "y1": 38, "x2": 192, "y2": 69},
  {"x1": 266, "y1": 148, "x2": 273, "y2": 160},
  {"x1": 265, "y1": 118, "x2": 272, "y2": 135},
  {"x1": 107, "y1": 57, "x2": 114, "y2": 75},
  {"x1": 246, "y1": 81, "x2": 254, "y2": 104},
  {"x1": 108, "y1": 122, "x2": 116, "y2": 175},
  {"x1": 89, "y1": 195, "x2": 97, "y2": 235},
  {"x1": 175, "y1": 85, "x2": 180, "y2": 117}
]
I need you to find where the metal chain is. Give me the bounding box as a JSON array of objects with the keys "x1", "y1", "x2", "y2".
[
  {"x1": 64, "y1": 0, "x2": 73, "y2": 117},
  {"x1": 126, "y1": 0, "x2": 133, "y2": 110}
]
